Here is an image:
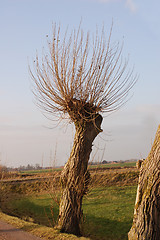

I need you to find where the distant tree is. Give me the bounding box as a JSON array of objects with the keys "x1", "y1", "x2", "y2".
[
  {"x1": 30, "y1": 23, "x2": 137, "y2": 236},
  {"x1": 26, "y1": 164, "x2": 34, "y2": 170},
  {"x1": 102, "y1": 160, "x2": 108, "y2": 164},
  {"x1": 0, "y1": 165, "x2": 8, "y2": 179},
  {"x1": 35, "y1": 163, "x2": 41, "y2": 170}
]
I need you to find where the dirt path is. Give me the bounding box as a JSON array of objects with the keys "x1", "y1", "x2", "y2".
[{"x1": 0, "y1": 220, "x2": 42, "y2": 240}]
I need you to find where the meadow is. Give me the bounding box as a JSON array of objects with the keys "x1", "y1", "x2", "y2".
[{"x1": 0, "y1": 163, "x2": 138, "y2": 240}]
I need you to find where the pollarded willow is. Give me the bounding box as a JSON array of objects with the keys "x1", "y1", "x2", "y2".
[{"x1": 30, "y1": 23, "x2": 137, "y2": 236}]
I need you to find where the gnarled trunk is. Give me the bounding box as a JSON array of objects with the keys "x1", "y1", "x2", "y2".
[
  {"x1": 58, "y1": 114, "x2": 102, "y2": 235},
  {"x1": 128, "y1": 125, "x2": 160, "y2": 240}
]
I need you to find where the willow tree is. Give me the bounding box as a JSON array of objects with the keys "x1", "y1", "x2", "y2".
[
  {"x1": 30, "y1": 24, "x2": 137, "y2": 236},
  {"x1": 128, "y1": 125, "x2": 160, "y2": 240}
]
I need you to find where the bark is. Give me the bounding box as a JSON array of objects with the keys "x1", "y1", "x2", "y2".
[
  {"x1": 128, "y1": 125, "x2": 160, "y2": 240},
  {"x1": 58, "y1": 114, "x2": 103, "y2": 236}
]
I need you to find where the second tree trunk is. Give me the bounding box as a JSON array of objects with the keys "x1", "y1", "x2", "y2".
[{"x1": 128, "y1": 125, "x2": 160, "y2": 240}]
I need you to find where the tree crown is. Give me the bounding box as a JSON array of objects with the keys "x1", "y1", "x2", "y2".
[{"x1": 30, "y1": 24, "x2": 137, "y2": 122}]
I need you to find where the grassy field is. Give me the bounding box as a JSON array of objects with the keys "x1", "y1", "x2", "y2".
[
  {"x1": 19, "y1": 162, "x2": 136, "y2": 175},
  {"x1": 19, "y1": 168, "x2": 63, "y2": 175},
  {"x1": 89, "y1": 162, "x2": 136, "y2": 169},
  {"x1": 0, "y1": 163, "x2": 139, "y2": 239},
  {"x1": 2, "y1": 185, "x2": 137, "y2": 240}
]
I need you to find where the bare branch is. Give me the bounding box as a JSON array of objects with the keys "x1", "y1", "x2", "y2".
[{"x1": 30, "y1": 23, "x2": 137, "y2": 122}]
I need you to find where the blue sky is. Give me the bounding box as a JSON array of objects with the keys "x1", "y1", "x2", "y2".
[{"x1": 0, "y1": 0, "x2": 160, "y2": 167}]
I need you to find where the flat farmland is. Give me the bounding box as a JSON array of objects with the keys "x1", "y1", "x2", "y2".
[{"x1": 0, "y1": 163, "x2": 139, "y2": 240}]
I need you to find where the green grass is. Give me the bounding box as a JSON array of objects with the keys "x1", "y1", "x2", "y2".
[
  {"x1": 89, "y1": 162, "x2": 136, "y2": 169},
  {"x1": 3, "y1": 185, "x2": 137, "y2": 240},
  {"x1": 83, "y1": 186, "x2": 136, "y2": 239},
  {"x1": 3, "y1": 193, "x2": 59, "y2": 227},
  {"x1": 19, "y1": 162, "x2": 136, "y2": 175},
  {"x1": 19, "y1": 168, "x2": 62, "y2": 174}
]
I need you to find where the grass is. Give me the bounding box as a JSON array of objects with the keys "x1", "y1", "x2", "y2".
[
  {"x1": 3, "y1": 193, "x2": 59, "y2": 226},
  {"x1": 0, "y1": 211, "x2": 89, "y2": 240},
  {"x1": 89, "y1": 162, "x2": 136, "y2": 169},
  {"x1": 19, "y1": 167, "x2": 62, "y2": 175},
  {"x1": 83, "y1": 186, "x2": 136, "y2": 240},
  {"x1": 2, "y1": 185, "x2": 137, "y2": 240},
  {"x1": 19, "y1": 162, "x2": 136, "y2": 175}
]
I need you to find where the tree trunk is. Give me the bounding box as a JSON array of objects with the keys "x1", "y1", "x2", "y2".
[
  {"x1": 58, "y1": 114, "x2": 103, "y2": 236},
  {"x1": 128, "y1": 125, "x2": 160, "y2": 240}
]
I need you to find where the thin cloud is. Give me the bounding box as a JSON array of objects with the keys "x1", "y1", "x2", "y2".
[
  {"x1": 125, "y1": 0, "x2": 137, "y2": 13},
  {"x1": 88, "y1": 0, "x2": 138, "y2": 13}
]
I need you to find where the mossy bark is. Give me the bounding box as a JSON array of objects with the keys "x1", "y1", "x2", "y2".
[
  {"x1": 58, "y1": 114, "x2": 102, "y2": 236},
  {"x1": 128, "y1": 125, "x2": 160, "y2": 240}
]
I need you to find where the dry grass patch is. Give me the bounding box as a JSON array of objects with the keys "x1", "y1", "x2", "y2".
[{"x1": 0, "y1": 211, "x2": 90, "y2": 240}]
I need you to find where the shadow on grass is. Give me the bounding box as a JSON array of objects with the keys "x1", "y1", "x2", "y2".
[
  {"x1": 82, "y1": 214, "x2": 131, "y2": 240},
  {"x1": 1, "y1": 197, "x2": 59, "y2": 228},
  {"x1": 1, "y1": 185, "x2": 136, "y2": 240},
  {"x1": 2, "y1": 199, "x2": 132, "y2": 240}
]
